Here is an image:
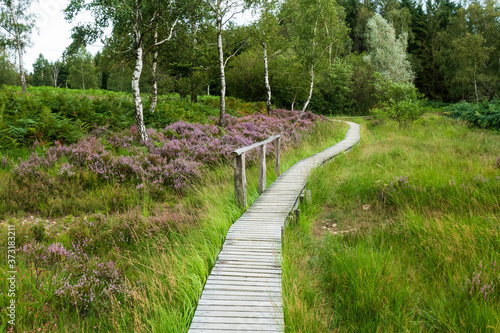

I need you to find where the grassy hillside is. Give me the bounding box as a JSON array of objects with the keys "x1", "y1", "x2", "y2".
[
  {"x1": 0, "y1": 85, "x2": 266, "y2": 151},
  {"x1": 0, "y1": 91, "x2": 347, "y2": 332},
  {"x1": 283, "y1": 115, "x2": 500, "y2": 332}
]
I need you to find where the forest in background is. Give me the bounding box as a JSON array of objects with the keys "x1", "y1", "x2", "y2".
[{"x1": 1, "y1": 0, "x2": 498, "y2": 118}]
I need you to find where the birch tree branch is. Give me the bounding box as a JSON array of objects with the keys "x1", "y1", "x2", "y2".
[{"x1": 224, "y1": 39, "x2": 248, "y2": 67}]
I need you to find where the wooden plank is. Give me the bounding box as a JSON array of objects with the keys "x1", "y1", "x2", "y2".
[
  {"x1": 200, "y1": 289, "x2": 281, "y2": 297},
  {"x1": 189, "y1": 122, "x2": 361, "y2": 333},
  {"x1": 191, "y1": 316, "x2": 281, "y2": 325},
  {"x1": 197, "y1": 299, "x2": 282, "y2": 307},
  {"x1": 193, "y1": 305, "x2": 282, "y2": 314},
  {"x1": 258, "y1": 144, "x2": 266, "y2": 194},
  {"x1": 203, "y1": 283, "x2": 281, "y2": 291},
  {"x1": 200, "y1": 294, "x2": 281, "y2": 302},
  {"x1": 210, "y1": 267, "x2": 281, "y2": 274},
  {"x1": 190, "y1": 326, "x2": 280, "y2": 332},
  {"x1": 193, "y1": 310, "x2": 282, "y2": 319},
  {"x1": 189, "y1": 323, "x2": 280, "y2": 331}
]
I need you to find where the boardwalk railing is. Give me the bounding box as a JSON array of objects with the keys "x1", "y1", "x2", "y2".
[{"x1": 231, "y1": 135, "x2": 281, "y2": 210}]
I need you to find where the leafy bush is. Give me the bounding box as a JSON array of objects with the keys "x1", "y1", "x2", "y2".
[
  {"x1": 445, "y1": 99, "x2": 500, "y2": 130},
  {"x1": 372, "y1": 74, "x2": 425, "y2": 127},
  {"x1": 3, "y1": 110, "x2": 324, "y2": 216}
]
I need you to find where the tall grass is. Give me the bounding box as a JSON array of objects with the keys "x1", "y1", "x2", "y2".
[
  {"x1": 283, "y1": 115, "x2": 500, "y2": 332},
  {"x1": 0, "y1": 119, "x2": 347, "y2": 332}
]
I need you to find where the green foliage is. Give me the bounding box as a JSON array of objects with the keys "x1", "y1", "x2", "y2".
[
  {"x1": 0, "y1": 50, "x2": 18, "y2": 86},
  {"x1": 0, "y1": 85, "x2": 267, "y2": 150},
  {"x1": 446, "y1": 99, "x2": 500, "y2": 130},
  {"x1": 283, "y1": 116, "x2": 500, "y2": 332},
  {"x1": 66, "y1": 46, "x2": 98, "y2": 90},
  {"x1": 31, "y1": 53, "x2": 53, "y2": 87},
  {"x1": 372, "y1": 74, "x2": 424, "y2": 127},
  {"x1": 226, "y1": 47, "x2": 266, "y2": 102},
  {"x1": 364, "y1": 13, "x2": 414, "y2": 83}
]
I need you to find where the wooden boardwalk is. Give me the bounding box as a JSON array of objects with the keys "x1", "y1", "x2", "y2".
[{"x1": 188, "y1": 121, "x2": 361, "y2": 332}]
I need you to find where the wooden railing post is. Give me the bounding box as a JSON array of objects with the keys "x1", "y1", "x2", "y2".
[
  {"x1": 232, "y1": 134, "x2": 280, "y2": 210},
  {"x1": 234, "y1": 153, "x2": 247, "y2": 210},
  {"x1": 258, "y1": 144, "x2": 266, "y2": 194},
  {"x1": 274, "y1": 136, "x2": 281, "y2": 176}
]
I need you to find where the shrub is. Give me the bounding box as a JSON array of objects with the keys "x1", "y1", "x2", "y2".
[
  {"x1": 372, "y1": 74, "x2": 425, "y2": 127},
  {"x1": 445, "y1": 99, "x2": 500, "y2": 130}
]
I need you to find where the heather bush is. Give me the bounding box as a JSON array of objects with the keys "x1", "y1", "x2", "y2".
[
  {"x1": 462, "y1": 260, "x2": 499, "y2": 302},
  {"x1": 0, "y1": 86, "x2": 268, "y2": 150},
  {"x1": 20, "y1": 238, "x2": 129, "y2": 315},
  {"x1": 9, "y1": 110, "x2": 323, "y2": 199}
]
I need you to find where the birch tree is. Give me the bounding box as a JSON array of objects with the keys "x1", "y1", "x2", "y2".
[
  {"x1": 451, "y1": 33, "x2": 493, "y2": 103},
  {"x1": 66, "y1": 46, "x2": 98, "y2": 90},
  {"x1": 282, "y1": 0, "x2": 348, "y2": 114},
  {"x1": 257, "y1": 2, "x2": 284, "y2": 113},
  {"x1": 51, "y1": 60, "x2": 62, "y2": 88},
  {"x1": 32, "y1": 53, "x2": 52, "y2": 86},
  {"x1": 0, "y1": 0, "x2": 37, "y2": 93},
  {"x1": 203, "y1": 0, "x2": 255, "y2": 127},
  {"x1": 65, "y1": 0, "x2": 181, "y2": 142}
]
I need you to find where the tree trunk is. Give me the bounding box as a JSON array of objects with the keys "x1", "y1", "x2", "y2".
[
  {"x1": 132, "y1": 25, "x2": 148, "y2": 142},
  {"x1": 263, "y1": 42, "x2": 272, "y2": 114},
  {"x1": 217, "y1": 16, "x2": 227, "y2": 127},
  {"x1": 81, "y1": 61, "x2": 85, "y2": 90},
  {"x1": 301, "y1": 64, "x2": 315, "y2": 115},
  {"x1": 52, "y1": 68, "x2": 59, "y2": 87},
  {"x1": 8, "y1": 0, "x2": 27, "y2": 93},
  {"x1": 150, "y1": 28, "x2": 158, "y2": 113},
  {"x1": 474, "y1": 60, "x2": 479, "y2": 104},
  {"x1": 191, "y1": 90, "x2": 198, "y2": 103}
]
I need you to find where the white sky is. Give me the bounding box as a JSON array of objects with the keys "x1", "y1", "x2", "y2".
[
  {"x1": 24, "y1": 0, "x2": 257, "y2": 73},
  {"x1": 25, "y1": 0, "x2": 103, "y2": 72}
]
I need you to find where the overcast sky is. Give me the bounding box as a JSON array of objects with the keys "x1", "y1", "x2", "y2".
[
  {"x1": 24, "y1": 0, "x2": 256, "y2": 73},
  {"x1": 25, "y1": 0, "x2": 103, "y2": 73}
]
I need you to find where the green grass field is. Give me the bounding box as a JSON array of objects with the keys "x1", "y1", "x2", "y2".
[{"x1": 283, "y1": 115, "x2": 500, "y2": 332}]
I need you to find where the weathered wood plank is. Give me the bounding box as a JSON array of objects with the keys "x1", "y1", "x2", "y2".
[
  {"x1": 200, "y1": 289, "x2": 281, "y2": 297},
  {"x1": 234, "y1": 153, "x2": 247, "y2": 210},
  {"x1": 191, "y1": 316, "x2": 282, "y2": 325},
  {"x1": 189, "y1": 323, "x2": 281, "y2": 331},
  {"x1": 193, "y1": 310, "x2": 283, "y2": 319},
  {"x1": 259, "y1": 144, "x2": 266, "y2": 194},
  {"x1": 188, "y1": 121, "x2": 361, "y2": 333}
]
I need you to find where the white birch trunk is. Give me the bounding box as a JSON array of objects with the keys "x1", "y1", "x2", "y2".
[
  {"x1": 474, "y1": 60, "x2": 479, "y2": 104},
  {"x1": 51, "y1": 64, "x2": 60, "y2": 88},
  {"x1": 263, "y1": 42, "x2": 272, "y2": 114},
  {"x1": 301, "y1": 18, "x2": 318, "y2": 116},
  {"x1": 150, "y1": 28, "x2": 158, "y2": 113},
  {"x1": 217, "y1": 15, "x2": 227, "y2": 127},
  {"x1": 81, "y1": 61, "x2": 85, "y2": 90},
  {"x1": 132, "y1": 23, "x2": 148, "y2": 142},
  {"x1": 301, "y1": 64, "x2": 315, "y2": 115}
]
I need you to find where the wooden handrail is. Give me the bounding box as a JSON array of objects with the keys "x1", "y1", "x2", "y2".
[
  {"x1": 232, "y1": 135, "x2": 281, "y2": 210},
  {"x1": 231, "y1": 135, "x2": 281, "y2": 156}
]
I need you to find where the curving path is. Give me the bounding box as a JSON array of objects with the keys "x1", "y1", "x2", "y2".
[{"x1": 188, "y1": 121, "x2": 361, "y2": 332}]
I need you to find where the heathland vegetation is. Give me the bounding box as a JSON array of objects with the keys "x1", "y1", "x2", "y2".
[
  {"x1": 0, "y1": 98, "x2": 346, "y2": 331},
  {"x1": 1, "y1": 0, "x2": 500, "y2": 331},
  {"x1": 283, "y1": 116, "x2": 500, "y2": 332}
]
